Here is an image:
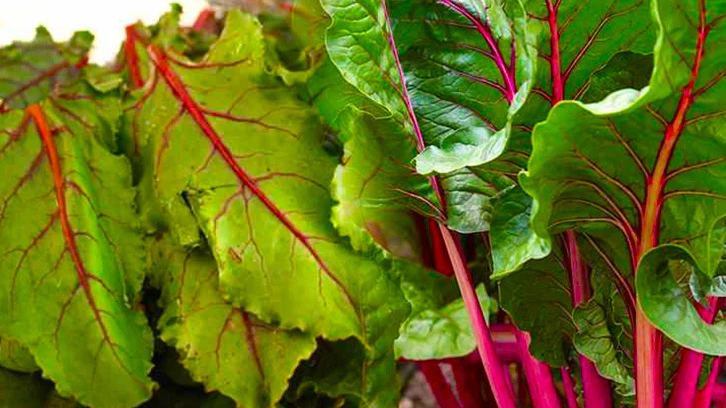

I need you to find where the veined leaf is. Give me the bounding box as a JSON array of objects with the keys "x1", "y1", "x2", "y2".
[
  {"x1": 331, "y1": 108, "x2": 434, "y2": 259},
  {"x1": 0, "y1": 28, "x2": 91, "y2": 110},
  {"x1": 0, "y1": 81, "x2": 152, "y2": 405},
  {"x1": 499, "y1": 248, "x2": 574, "y2": 366},
  {"x1": 132, "y1": 10, "x2": 409, "y2": 403},
  {"x1": 521, "y1": 0, "x2": 726, "y2": 353},
  {"x1": 413, "y1": 0, "x2": 654, "y2": 234},
  {"x1": 149, "y1": 238, "x2": 317, "y2": 407},
  {"x1": 573, "y1": 272, "x2": 634, "y2": 397},
  {"x1": 309, "y1": 57, "x2": 434, "y2": 259},
  {"x1": 396, "y1": 0, "x2": 537, "y2": 173}
]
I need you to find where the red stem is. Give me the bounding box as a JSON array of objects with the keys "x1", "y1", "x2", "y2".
[
  {"x1": 428, "y1": 218, "x2": 454, "y2": 276},
  {"x1": 379, "y1": 0, "x2": 517, "y2": 405},
  {"x1": 561, "y1": 367, "x2": 581, "y2": 408},
  {"x1": 695, "y1": 356, "x2": 724, "y2": 408},
  {"x1": 124, "y1": 25, "x2": 145, "y2": 88},
  {"x1": 418, "y1": 361, "x2": 462, "y2": 408},
  {"x1": 667, "y1": 297, "x2": 720, "y2": 407},
  {"x1": 516, "y1": 331, "x2": 562, "y2": 408},
  {"x1": 565, "y1": 231, "x2": 613, "y2": 408},
  {"x1": 438, "y1": 224, "x2": 517, "y2": 408},
  {"x1": 191, "y1": 8, "x2": 216, "y2": 33},
  {"x1": 636, "y1": 4, "x2": 707, "y2": 407},
  {"x1": 545, "y1": 0, "x2": 564, "y2": 101},
  {"x1": 452, "y1": 359, "x2": 487, "y2": 408}
]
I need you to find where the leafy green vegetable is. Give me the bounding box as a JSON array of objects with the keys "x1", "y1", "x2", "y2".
[
  {"x1": 130, "y1": 10, "x2": 410, "y2": 404},
  {"x1": 149, "y1": 238, "x2": 317, "y2": 407},
  {"x1": 0, "y1": 82, "x2": 152, "y2": 406}
]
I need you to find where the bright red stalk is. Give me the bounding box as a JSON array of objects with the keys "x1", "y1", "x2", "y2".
[
  {"x1": 516, "y1": 331, "x2": 561, "y2": 408},
  {"x1": 545, "y1": 2, "x2": 613, "y2": 403},
  {"x1": 636, "y1": 3, "x2": 707, "y2": 406},
  {"x1": 565, "y1": 231, "x2": 613, "y2": 408},
  {"x1": 561, "y1": 367, "x2": 581, "y2": 408},
  {"x1": 452, "y1": 359, "x2": 487, "y2": 408},
  {"x1": 379, "y1": 0, "x2": 516, "y2": 405},
  {"x1": 695, "y1": 356, "x2": 724, "y2": 408},
  {"x1": 191, "y1": 8, "x2": 217, "y2": 33},
  {"x1": 418, "y1": 361, "x2": 461, "y2": 408},
  {"x1": 124, "y1": 25, "x2": 144, "y2": 88},
  {"x1": 428, "y1": 219, "x2": 454, "y2": 276},
  {"x1": 438, "y1": 224, "x2": 517, "y2": 408}
]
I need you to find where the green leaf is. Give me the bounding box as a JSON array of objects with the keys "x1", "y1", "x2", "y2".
[
  {"x1": 499, "y1": 250, "x2": 574, "y2": 366},
  {"x1": 0, "y1": 338, "x2": 38, "y2": 373},
  {"x1": 0, "y1": 87, "x2": 153, "y2": 405},
  {"x1": 489, "y1": 186, "x2": 550, "y2": 277},
  {"x1": 636, "y1": 245, "x2": 726, "y2": 355},
  {"x1": 414, "y1": 0, "x2": 654, "y2": 234},
  {"x1": 580, "y1": 52, "x2": 653, "y2": 104},
  {"x1": 522, "y1": 0, "x2": 726, "y2": 280},
  {"x1": 395, "y1": 284, "x2": 495, "y2": 360},
  {"x1": 0, "y1": 369, "x2": 54, "y2": 408},
  {"x1": 573, "y1": 273, "x2": 634, "y2": 397},
  {"x1": 133, "y1": 11, "x2": 410, "y2": 403},
  {"x1": 150, "y1": 238, "x2": 317, "y2": 407},
  {"x1": 331, "y1": 107, "x2": 435, "y2": 259},
  {"x1": 292, "y1": 338, "x2": 400, "y2": 407},
  {"x1": 521, "y1": 0, "x2": 654, "y2": 102},
  {"x1": 397, "y1": 0, "x2": 537, "y2": 172},
  {"x1": 0, "y1": 28, "x2": 91, "y2": 110}
]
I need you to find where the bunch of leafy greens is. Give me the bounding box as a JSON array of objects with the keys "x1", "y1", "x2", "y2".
[{"x1": 0, "y1": 1, "x2": 725, "y2": 407}]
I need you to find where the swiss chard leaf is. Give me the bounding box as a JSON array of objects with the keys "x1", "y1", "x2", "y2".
[
  {"x1": 521, "y1": 0, "x2": 726, "y2": 353},
  {"x1": 0, "y1": 82, "x2": 153, "y2": 405},
  {"x1": 149, "y1": 238, "x2": 317, "y2": 407},
  {"x1": 132, "y1": 10, "x2": 410, "y2": 403},
  {"x1": 414, "y1": 0, "x2": 654, "y2": 234},
  {"x1": 573, "y1": 272, "x2": 634, "y2": 397},
  {"x1": 395, "y1": 283, "x2": 495, "y2": 360},
  {"x1": 499, "y1": 248, "x2": 574, "y2": 366},
  {"x1": 308, "y1": 57, "x2": 434, "y2": 259}
]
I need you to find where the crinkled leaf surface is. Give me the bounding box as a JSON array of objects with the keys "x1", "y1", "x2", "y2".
[
  {"x1": 395, "y1": 0, "x2": 537, "y2": 233},
  {"x1": 0, "y1": 83, "x2": 152, "y2": 406},
  {"x1": 0, "y1": 28, "x2": 91, "y2": 110},
  {"x1": 149, "y1": 238, "x2": 317, "y2": 408},
  {"x1": 521, "y1": 0, "x2": 726, "y2": 352},
  {"x1": 414, "y1": 0, "x2": 654, "y2": 233},
  {"x1": 573, "y1": 272, "x2": 634, "y2": 397},
  {"x1": 499, "y1": 248, "x2": 574, "y2": 366},
  {"x1": 133, "y1": 11, "x2": 409, "y2": 403},
  {"x1": 393, "y1": 0, "x2": 536, "y2": 172}
]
